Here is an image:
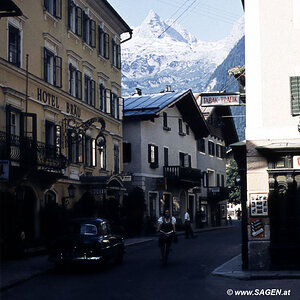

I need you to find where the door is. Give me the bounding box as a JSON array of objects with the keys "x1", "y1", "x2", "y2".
[
  {"x1": 188, "y1": 194, "x2": 195, "y2": 222},
  {"x1": 269, "y1": 173, "x2": 300, "y2": 268}
]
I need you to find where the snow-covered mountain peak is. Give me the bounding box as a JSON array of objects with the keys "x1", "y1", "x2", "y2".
[{"x1": 122, "y1": 11, "x2": 244, "y2": 96}]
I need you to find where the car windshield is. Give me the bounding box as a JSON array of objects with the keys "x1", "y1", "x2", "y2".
[{"x1": 79, "y1": 224, "x2": 98, "y2": 236}]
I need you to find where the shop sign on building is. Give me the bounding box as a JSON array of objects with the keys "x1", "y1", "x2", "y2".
[{"x1": 201, "y1": 93, "x2": 240, "y2": 106}]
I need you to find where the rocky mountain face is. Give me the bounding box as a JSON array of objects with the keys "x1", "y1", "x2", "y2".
[
  {"x1": 121, "y1": 10, "x2": 245, "y2": 140},
  {"x1": 121, "y1": 10, "x2": 244, "y2": 96}
]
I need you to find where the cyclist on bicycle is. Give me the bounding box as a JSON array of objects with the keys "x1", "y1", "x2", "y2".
[{"x1": 157, "y1": 210, "x2": 176, "y2": 261}]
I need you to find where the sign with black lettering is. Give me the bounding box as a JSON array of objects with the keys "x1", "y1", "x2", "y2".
[{"x1": 37, "y1": 88, "x2": 59, "y2": 108}]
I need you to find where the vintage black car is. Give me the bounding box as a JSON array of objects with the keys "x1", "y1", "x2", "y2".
[{"x1": 48, "y1": 218, "x2": 124, "y2": 265}]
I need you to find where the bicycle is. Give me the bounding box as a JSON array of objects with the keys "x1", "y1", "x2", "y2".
[{"x1": 159, "y1": 230, "x2": 174, "y2": 265}]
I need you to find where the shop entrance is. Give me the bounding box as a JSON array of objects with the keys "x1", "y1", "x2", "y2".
[{"x1": 269, "y1": 172, "x2": 300, "y2": 269}]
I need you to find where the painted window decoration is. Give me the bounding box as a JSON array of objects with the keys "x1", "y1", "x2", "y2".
[
  {"x1": 249, "y1": 193, "x2": 268, "y2": 216},
  {"x1": 44, "y1": 0, "x2": 62, "y2": 18}
]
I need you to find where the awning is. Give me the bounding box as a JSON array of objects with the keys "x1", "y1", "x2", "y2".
[{"x1": 256, "y1": 143, "x2": 300, "y2": 154}]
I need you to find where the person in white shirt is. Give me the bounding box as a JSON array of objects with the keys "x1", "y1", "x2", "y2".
[
  {"x1": 184, "y1": 209, "x2": 195, "y2": 238},
  {"x1": 157, "y1": 209, "x2": 176, "y2": 233}
]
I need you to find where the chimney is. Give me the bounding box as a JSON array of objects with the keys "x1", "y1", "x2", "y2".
[{"x1": 135, "y1": 88, "x2": 142, "y2": 96}]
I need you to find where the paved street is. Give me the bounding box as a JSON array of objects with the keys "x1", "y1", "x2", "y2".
[{"x1": 1, "y1": 226, "x2": 300, "y2": 300}]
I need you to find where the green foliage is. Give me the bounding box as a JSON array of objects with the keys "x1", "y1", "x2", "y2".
[{"x1": 226, "y1": 159, "x2": 241, "y2": 204}]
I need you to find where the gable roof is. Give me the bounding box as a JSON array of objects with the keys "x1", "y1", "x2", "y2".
[{"x1": 124, "y1": 89, "x2": 210, "y2": 139}]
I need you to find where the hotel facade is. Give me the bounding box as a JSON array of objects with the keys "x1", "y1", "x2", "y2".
[{"x1": 0, "y1": 0, "x2": 131, "y2": 254}]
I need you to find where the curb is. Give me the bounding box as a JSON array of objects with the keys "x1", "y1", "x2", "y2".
[{"x1": 212, "y1": 254, "x2": 300, "y2": 280}]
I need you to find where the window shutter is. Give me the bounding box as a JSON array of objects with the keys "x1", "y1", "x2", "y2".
[
  {"x1": 117, "y1": 45, "x2": 121, "y2": 69},
  {"x1": 106, "y1": 89, "x2": 111, "y2": 114},
  {"x1": 118, "y1": 97, "x2": 123, "y2": 120},
  {"x1": 290, "y1": 76, "x2": 300, "y2": 115},
  {"x1": 91, "y1": 80, "x2": 95, "y2": 107},
  {"x1": 92, "y1": 138, "x2": 96, "y2": 166},
  {"x1": 76, "y1": 70, "x2": 82, "y2": 99},
  {"x1": 188, "y1": 155, "x2": 192, "y2": 167},
  {"x1": 54, "y1": 56, "x2": 62, "y2": 88},
  {"x1": 105, "y1": 33, "x2": 109, "y2": 59},
  {"x1": 69, "y1": 63, "x2": 72, "y2": 94},
  {"x1": 75, "y1": 6, "x2": 82, "y2": 36},
  {"x1": 154, "y1": 145, "x2": 159, "y2": 167},
  {"x1": 148, "y1": 144, "x2": 151, "y2": 163},
  {"x1": 55, "y1": 0, "x2": 62, "y2": 18},
  {"x1": 67, "y1": 0, "x2": 72, "y2": 28},
  {"x1": 83, "y1": 13, "x2": 88, "y2": 42},
  {"x1": 123, "y1": 142, "x2": 131, "y2": 163},
  {"x1": 90, "y1": 19, "x2": 96, "y2": 47},
  {"x1": 43, "y1": 47, "x2": 48, "y2": 82}
]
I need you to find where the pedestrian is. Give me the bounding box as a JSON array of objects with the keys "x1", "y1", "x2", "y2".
[
  {"x1": 184, "y1": 209, "x2": 195, "y2": 239},
  {"x1": 228, "y1": 215, "x2": 232, "y2": 225}
]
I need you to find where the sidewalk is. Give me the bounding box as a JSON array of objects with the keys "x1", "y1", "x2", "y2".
[
  {"x1": 0, "y1": 225, "x2": 232, "y2": 291},
  {"x1": 212, "y1": 254, "x2": 300, "y2": 280}
]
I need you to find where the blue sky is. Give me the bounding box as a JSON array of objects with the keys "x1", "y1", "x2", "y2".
[{"x1": 108, "y1": 0, "x2": 244, "y2": 41}]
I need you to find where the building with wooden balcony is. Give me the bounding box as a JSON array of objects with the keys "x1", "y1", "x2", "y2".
[
  {"x1": 123, "y1": 88, "x2": 210, "y2": 230},
  {"x1": 0, "y1": 0, "x2": 131, "y2": 255},
  {"x1": 193, "y1": 96, "x2": 239, "y2": 227}
]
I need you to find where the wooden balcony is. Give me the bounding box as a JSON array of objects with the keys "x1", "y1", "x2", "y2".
[{"x1": 163, "y1": 166, "x2": 202, "y2": 187}]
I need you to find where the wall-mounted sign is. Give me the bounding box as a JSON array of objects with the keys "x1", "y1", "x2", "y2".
[
  {"x1": 37, "y1": 88, "x2": 59, "y2": 108},
  {"x1": 293, "y1": 155, "x2": 300, "y2": 169},
  {"x1": 249, "y1": 193, "x2": 268, "y2": 216},
  {"x1": 122, "y1": 175, "x2": 132, "y2": 182},
  {"x1": 201, "y1": 93, "x2": 240, "y2": 106},
  {"x1": 250, "y1": 218, "x2": 265, "y2": 238},
  {"x1": 66, "y1": 102, "x2": 81, "y2": 118},
  {"x1": 0, "y1": 160, "x2": 9, "y2": 182}
]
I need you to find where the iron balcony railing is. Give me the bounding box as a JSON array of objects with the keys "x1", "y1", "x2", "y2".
[
  {"x1": 0, "y1": 131, "x2": 65, "y2": 173},
  {"x1": 163, "y1": 166, "x2": 202, "y2": 184}
]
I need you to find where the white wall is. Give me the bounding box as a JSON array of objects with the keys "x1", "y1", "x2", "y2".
[{"x1": 245, "y1": 0, "x2": 300, "y2": 140}]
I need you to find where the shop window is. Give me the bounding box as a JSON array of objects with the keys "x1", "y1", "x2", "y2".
[
  {"x1": 8, "y1": 25, "x2": 21, "y2": 67},
  {"x1": 44, "y1": 48, "x2": 62, "y2": 87},
  {"x1": 148, "y1": 144, "x2": 158, "y2": 168},
  {"x1": 68, "y1": 0, "x2": 82, "y2": 36},
  {"x1": 113, "y1": 144, "x2": 120, "y2": 174},
  {"x1": 69, "y1": 64, "x2": 82, "y2": 99},
  {"x1": 112, "y1": 39, "x2": 121, "y2": 69},
  {"x1": 149, "y1": 192, "x2": 157, "y2": 217},
  {"x1": 98, "y1": 27, "x2": 109, "y2": 59},
  {"x1": 83, "y1": 13, "x2": 96, "y2": 47},
  {"x1": 44, "y1": 0, "x2": 61, "y2": 18},
  {"x1": 84, "y1": 75, "x2": 95, "y2": 106}
]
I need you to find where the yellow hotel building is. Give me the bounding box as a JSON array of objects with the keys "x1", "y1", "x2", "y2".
[{"x1": 0, "y1": 0, "x2": 132, "y2": 254}]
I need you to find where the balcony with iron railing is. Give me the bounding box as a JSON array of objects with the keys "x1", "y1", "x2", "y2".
[
  {"x1": 163, "y1": 165, "x2": 202, "y2": 187},
  {"x1": 0, "y1": 131, "x2": 66, "y2": 173}
]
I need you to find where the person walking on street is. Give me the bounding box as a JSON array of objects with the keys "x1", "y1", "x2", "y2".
[{"x1": 184, "y1": 209, "x2": 195, "y2": 239}]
